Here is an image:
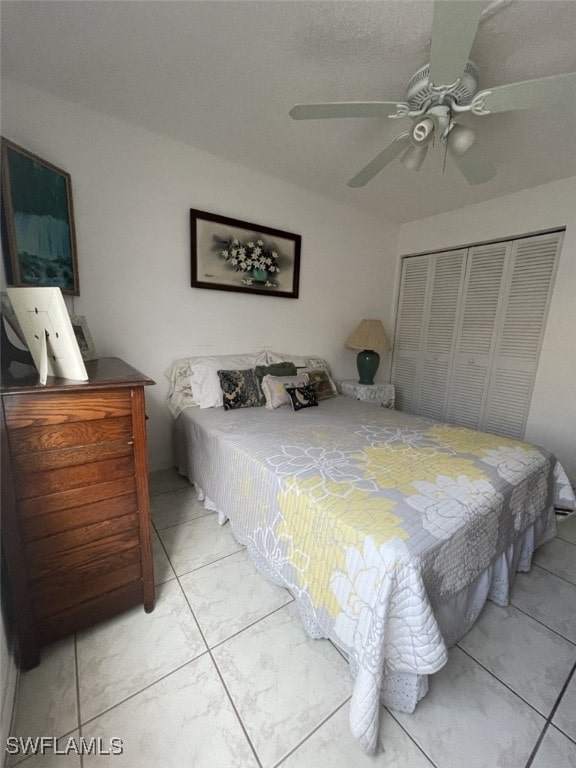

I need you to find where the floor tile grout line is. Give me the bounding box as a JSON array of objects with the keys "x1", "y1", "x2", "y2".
[
  {"x1": 524, "y1": 660, "x2": 576, "y2": 768},
  {"x1": 508, "y1": 605, "x2": 576, "y2": 648},
  {"x1": 153, "y1": 531, "x2": 178, "y2": 585},
  {"x1": 456, "y1": 644, "x2": 561, "y2": 721},
  {"x1": 149, "y1": 484, "x2": 191, "y2": 498},
  {"x1": 208, "y1": 653, "x2": 263, "y2": 768},
  {"x1": 76, "y1": 654, "x2": 209, "y2": 730},
  {"x1": 175, "y1": 561, "x2": 356, "y2": 767},
  {"x1": 152, "y1": 509, "x2": 214, "y2": 533},
  {"x1": 168, "y1": 542, "x2": 251, "y2": 578},
  {"x1": 271, "y1": 697, "x2": 352, "y2": 768},
  {"x1": 544, "y1": 660, "x2": 576, "y2": 727},
  {"x1": 206, "y1": 598, "x2": 296, "y2": 653},
  {"x1": 385, "y1": 708, "x2": 440, "y2": 768},
  {"x1": 175, "y1": 574, "x2": 264, "y2": 768},
  {"x1": 321, "y1": 633, "x2": 435, "y2": 765},
  {"x1": 167, "y1": 546, "x2": 247, "y2": 580},
  {"x1": 529, "y1": 559, "x2": 576, "y2": 588},
  {"x1": 8, "y1": 727, "x2": 83, "y2": 768}
]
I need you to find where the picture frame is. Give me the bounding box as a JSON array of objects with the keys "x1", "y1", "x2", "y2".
[
  {"x1": 1, "y1": 137, "x2": 80, "y2": 296},
  {"x1": 190, "y1": 208, "x2": 301, "y2": 299},
  {"x1": 70, "y1": 315, "x2": 97, "y2": 361}
]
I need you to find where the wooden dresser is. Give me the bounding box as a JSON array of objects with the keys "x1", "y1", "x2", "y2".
[{"x1": 0, "y1": 357, "x2": 156, "y2": 669}]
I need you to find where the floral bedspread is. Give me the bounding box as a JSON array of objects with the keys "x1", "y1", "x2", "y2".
[{"x1": 174, "y1": 396, "x2": 574, "y2": 753}]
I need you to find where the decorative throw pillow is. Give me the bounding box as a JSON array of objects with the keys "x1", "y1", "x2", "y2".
[
  {"x1": 261, "y1": 373, "x2": 310, "y2": 409},
  {"x1": 285, "y1": 385, "x2": 319, "y2": 411},
  {"x1": 254, "y1": 362, "x2": 297, "y2": 388},
  {"x1": 190, "y1": 352, "x2": 268, "y2": 408},
  {"x1": 217, "y1": 368, "x2": 264, "y2": 410},
  {"x1": 304, "y1": 367, "x2": 337, "y2": 400},
  {"x1": 305, "y1": 356, "x2": 334, "y2": 375}
]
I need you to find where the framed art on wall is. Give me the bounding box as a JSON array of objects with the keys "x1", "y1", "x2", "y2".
[
  {"x1": 1, "y1": 137, "x2": 80, "y2": 296},
  {"x1": 190, "y1": 208, "x2": 301, "y2": 299}
]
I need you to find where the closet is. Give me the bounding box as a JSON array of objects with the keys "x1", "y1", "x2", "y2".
[{"x1": 391, "y1": 231, "x2": 563, "y2": 439}]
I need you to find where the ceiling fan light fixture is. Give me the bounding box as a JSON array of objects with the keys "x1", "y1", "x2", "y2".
[
  {"x1": 410, "y1": 116, "x2": 436, "y2": 145},
  {"x1": 446, "y1": 123, "x2": 476, "y2": 156},
  {"x1": 401, "y1": 144, "x2": 428, "y2": 171}
]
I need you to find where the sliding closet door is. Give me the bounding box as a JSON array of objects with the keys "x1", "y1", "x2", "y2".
[
  {"x1": 417, "y1": 250, "x2": 466, "y2": 420},
  {"x1": 391, "y1": 257, "x2": 430, "y2": 412},
  {"x1": 392, "y1": 230, "x2": 562, "y2": 439},
  {"x1": 392, "y1": 250, "x2": 465, "y2": 417},
  {"x1": 446, "y1": 241, "x2": 509, "y2": 429},
  {"x1": 482, "y1": 232, "x2": 562, "y2": 438}
]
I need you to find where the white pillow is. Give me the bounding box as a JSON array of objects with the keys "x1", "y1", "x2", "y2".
[
  {"x1": 261, "y1": 372, "x2": 310, "y2": 409},
  {"x1": 190, "y1": 352, "x2": 267, "y2": 408}
]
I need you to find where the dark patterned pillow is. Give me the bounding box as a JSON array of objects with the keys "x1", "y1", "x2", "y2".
[
  {"x1": 284, "y1": 384, "x2": 319, "y2": 411},
  {"x1": 217, "y1": 369, "x2": 264, "y2": 410}
]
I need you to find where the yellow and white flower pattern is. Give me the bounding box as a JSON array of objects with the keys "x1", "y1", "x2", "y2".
[{"x1": 180, "y1": 397, "x2": 575, "y2": 755}]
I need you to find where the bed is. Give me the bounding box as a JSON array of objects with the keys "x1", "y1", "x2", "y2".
[{"x1": 166, "y1": 352, "x2": 575, "y2": 754}]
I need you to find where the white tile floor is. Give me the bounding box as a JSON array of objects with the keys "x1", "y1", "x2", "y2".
[{"x1": 7, "y1": 469, "x2": 576, "y2": 768}]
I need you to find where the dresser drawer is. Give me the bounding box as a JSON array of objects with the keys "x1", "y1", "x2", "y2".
[
  {"x1": 4, "y1": 390, "x2": 133, "y2": 429},
  {"x1": 20, "y1": 477, "x2": 137, "y2": 520},
  {"x1": 9, "y1": 415, "x2": 134, "y2": 455},
  {"x1": 13, "y1": 437, "x2": 134, "y2": 474},
  {"x1": 15, "y1": 455, "x2": 136, "y2": 500},
  {"x1": 31, "y1": 548, "x2": 142, "y2": 619},
  {"x1": 21, "y1": 491, "x2": 139, "y2": 542},
  {"x1": 26, "y1": 520, "x2": 140, "y2": 581}
]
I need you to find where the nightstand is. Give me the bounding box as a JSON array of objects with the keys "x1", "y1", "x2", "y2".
[{"x1": 339, "y1": 380, "x2": 395, "y2": 409}]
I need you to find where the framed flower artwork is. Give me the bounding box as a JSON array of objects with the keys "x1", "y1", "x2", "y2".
[{"x1": 190, "y1": 209, "x2": 301, "y2": 299}]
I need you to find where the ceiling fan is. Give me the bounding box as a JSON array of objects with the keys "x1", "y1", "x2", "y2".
[{"x1": 289, "y1": 0, "x2": 576, "y2": 187}]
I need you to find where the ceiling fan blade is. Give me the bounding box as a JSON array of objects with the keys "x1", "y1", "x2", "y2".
[
  {"x1": 347, "y1": 133, "x2": 411, "y2": 188},
  {"x1": 472, "y1": 72, "x2": 576, "y2": 115},
  {"x1": 429, "y1": 0, "x2": 489, "y2": 86},
  {"x1": 289, "y1": 102, "x2": 408, "y2": 120},
  {"x1": 448, "y1": 140, "x2": 496, "y2": 185}
]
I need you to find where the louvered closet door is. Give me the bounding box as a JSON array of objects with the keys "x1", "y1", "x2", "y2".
[
  {"x1": 446, "y1": 241, "x2": 510, "y2": 430},
  {"x1": 483, "y1": 232, "x2": 562, "y2": 438},
  {"x1": 391, "y1": 257, "x2": 430, "y2": 412},
  {"x1": 417, "y1": 250, "x2": 466, "y2": 420}
]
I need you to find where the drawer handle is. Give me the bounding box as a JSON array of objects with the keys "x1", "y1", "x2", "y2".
[
  {"x1": 468, "y1": 358, "x2": 475, "y2": 364},
  {"x1": 127, "y1": 440, "x2": 134, "y2": 445}
]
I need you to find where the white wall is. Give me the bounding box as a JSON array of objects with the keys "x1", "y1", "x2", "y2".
[
  {"x1": 397, "y1": 177, "x2": 576, "y2": 481},
  {"x1": 1, "y1": 78, "x2": 399, "y2": 470}
]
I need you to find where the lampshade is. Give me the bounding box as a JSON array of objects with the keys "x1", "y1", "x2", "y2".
[
  {"x1": 346, "y1": 319, "x2": 391, "y2": 352},
  {"x1": 345, "y1": 319, "x2": 391, "y2": 386}
]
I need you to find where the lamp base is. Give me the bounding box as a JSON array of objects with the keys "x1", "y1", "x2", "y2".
[{"x1": 356, "y1": 349, "x2": 380, "y2": 385}]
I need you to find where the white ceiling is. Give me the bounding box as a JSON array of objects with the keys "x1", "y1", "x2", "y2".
[{"x1": 2, "y1": 0, "x2": 576, "y2": 223}]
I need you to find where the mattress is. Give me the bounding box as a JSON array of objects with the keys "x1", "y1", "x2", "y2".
[{"x1": 173, "y1": 395, "x2": 574, "y2": 753}]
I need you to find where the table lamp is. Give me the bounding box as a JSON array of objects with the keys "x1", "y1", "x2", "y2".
[{"x1": 345, "y1": 319, "x2": 391, "y2": 385}]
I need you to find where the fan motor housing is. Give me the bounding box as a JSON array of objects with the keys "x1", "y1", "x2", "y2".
[{"x1": 406, "y1": 61, "x2": 479, "y2": 109}]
